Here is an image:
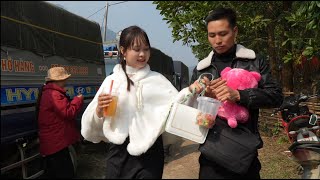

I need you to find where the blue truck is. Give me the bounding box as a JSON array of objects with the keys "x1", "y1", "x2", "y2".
[{"x1": 1, "y1": 1, "x2": 105, "y2": 178}]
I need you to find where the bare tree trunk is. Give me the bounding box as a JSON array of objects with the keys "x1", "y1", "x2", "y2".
[
  {"x1": 281, "y1": 1, "x2": 294, "y2": 92},
  {"x1": 266, "y1": 3, "x2": 279, "y2": 80},
  {"x1": 282, "y1": 62, "x2": 294, "y2": 92}
]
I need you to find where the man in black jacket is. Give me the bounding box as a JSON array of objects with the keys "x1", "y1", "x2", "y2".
[{"x1": 189, "y1": 8, "x2": 283, "y2": 179}]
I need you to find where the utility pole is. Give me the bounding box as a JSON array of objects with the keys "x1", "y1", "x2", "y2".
[
  {"x1": 103, "y1": 1, "x2": 109, "y2": 43},
  {"x1": 102, "y1": 1, "x2": 128, "y2": 44}
]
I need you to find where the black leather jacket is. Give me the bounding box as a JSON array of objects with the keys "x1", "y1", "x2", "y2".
[{"x1": 190, "y1": 45, "x2": 283, "y2": 148}]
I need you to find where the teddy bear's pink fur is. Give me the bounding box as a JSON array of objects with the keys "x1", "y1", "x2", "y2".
[{"x1": 217, "y1": 67, "x2": 261, "y2": 128}]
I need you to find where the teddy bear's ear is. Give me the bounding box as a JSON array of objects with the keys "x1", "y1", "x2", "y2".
[
  {"x1": 251, "y1": 71, "x2": 261, "y2": 82},
  {"x1": 221, "y1": 67, "x2": 232, "y2": 77}
]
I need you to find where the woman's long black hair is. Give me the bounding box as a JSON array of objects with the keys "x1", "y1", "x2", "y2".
[{"x1": 118, "y1": 25, "x2": 151, "y2": 91}]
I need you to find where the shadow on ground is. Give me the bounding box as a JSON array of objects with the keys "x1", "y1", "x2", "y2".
[
  {"x1": 164, "y1": 138, "x2": 199, "y2": 164},
  {"x1": 75, "y1": 141, "x2": 108, "y2": 179}
]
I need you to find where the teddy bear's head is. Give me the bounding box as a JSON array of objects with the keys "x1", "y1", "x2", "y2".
[{"x1": 220, "y1": 67, "x2": 261, "y2": 90}]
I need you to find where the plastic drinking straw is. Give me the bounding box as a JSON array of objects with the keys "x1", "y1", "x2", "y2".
[{"x1": 109, "y1": 80, "x2": 114, "y2": 94}]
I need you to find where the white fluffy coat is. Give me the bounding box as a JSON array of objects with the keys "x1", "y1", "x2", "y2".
[{"x1": 81, "y1": 64, "x2": 186, "y2": 156}]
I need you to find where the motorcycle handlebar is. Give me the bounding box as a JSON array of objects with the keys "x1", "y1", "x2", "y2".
[
  {"x1": 279, "y1": 94, "x2": 318, "y2": 111},
  {"x1": 289, "y1": 126, "x2": 320, "y2": 135}
]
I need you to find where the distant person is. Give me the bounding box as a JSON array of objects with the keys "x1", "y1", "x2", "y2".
[
  {"x1": 81, "y1": 25, "x2": 179, "y2": 179},
  {"x1": 189, "y1": 8, "x2": 283, "y2": 179},
  {"x1": 36, "y1": 67, "x2": 84, "y2": 179}
]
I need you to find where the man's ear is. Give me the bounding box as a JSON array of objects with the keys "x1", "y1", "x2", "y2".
[{"x1": 233, "y1": 26, "x2": 238, "y2": 41}]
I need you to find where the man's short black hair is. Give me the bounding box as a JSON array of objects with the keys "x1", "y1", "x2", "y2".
[{"x1": 205, "y1": 7, "x2": 237, "y2": 28}]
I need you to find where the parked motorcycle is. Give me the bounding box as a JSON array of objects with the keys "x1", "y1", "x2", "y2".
[{"x1": 275, "y1": 94, "x2": 320, "y2": 179}]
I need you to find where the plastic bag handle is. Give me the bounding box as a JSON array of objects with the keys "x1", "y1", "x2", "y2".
[
  {"x1": 197, "y1": 73, "x2": 214, "y2": 96},
  {"x1": 180, "y1": 73, "x2": 214, "y2": 103}
]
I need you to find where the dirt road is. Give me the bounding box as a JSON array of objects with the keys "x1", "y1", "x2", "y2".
[
  {"x1": 163, "y1": 140, "x2": 200, "y2": 179},
  {"x1": 75, "y1": 136, "x2": 299, "y2": 179},
  {"x1": 75, "y1": 139, "x2": 200, "y2": 179}
]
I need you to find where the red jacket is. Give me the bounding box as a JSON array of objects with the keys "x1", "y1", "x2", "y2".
[{"x1": 38, "y1": 83, "x2": 83, "y2": 155}]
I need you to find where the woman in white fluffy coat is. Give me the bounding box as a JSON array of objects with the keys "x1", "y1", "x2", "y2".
[{"x1": 81, "y1": 26, "x2": 182, "y2": 179}]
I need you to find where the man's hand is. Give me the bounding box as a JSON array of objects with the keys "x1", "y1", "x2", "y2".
[
  {"x1": 205, "y1": 78, "x2": 226, "y2": 98},
  {"x1": 206, "y1": 78, "x2": 240, "y2": 102}
]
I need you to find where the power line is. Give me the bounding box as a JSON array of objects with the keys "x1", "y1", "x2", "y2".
[
  {"x1": 109, "y1": 1, "x2": 128, "y2": 6},
  {"x1": 87, "y1": 6, "x2": 106, "y2": 19},
  {"x1": 86, "y1": 1, "x2": 128, "y2": 19}
]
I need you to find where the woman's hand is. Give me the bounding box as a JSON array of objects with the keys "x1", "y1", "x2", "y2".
[
  {"x1": 189, "y1": 76, "x2": 210, "y2": 94},
  {"x1": 96, "y1": 93, "x2": 113, "y2": 118}
]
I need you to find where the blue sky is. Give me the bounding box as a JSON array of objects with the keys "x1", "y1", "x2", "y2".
[{"x1": 47, "y1": 1, "x2": 198, "y2": 68}]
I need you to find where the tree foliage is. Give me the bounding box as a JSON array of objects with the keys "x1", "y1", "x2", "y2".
[
  {"x1": 282, "y1": 1, "x2": 320, "y2": 64},
  {"x1": 153, "y1": 1, "x2": 320, "y2": 92}
]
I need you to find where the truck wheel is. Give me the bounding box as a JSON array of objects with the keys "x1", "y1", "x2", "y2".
[{"x1": 68, "y1": 145, "x2": 77, "y2": 174}]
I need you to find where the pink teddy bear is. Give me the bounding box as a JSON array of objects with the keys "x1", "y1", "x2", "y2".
[{"x1": 217, "y1": 67, "x2": 261, "y2": 128}]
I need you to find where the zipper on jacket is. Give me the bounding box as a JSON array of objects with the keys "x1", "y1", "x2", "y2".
[
  {"x1": 231, "y1": 57, "x2": 260, "y2": 135},
  {"x1": 231, "y1": 57, "x2": 238, "y2": 68},
  {"x1": 210, "y1": 62, "x2": 219, "y2": 79}
]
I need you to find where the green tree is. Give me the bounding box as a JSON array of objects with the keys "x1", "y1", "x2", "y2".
[
  {"x1": 278, "y1": 1, "x2": 320, "y2": 92},
  {"x1": 153, "y1": 1, "x2": 320, "y2": 93}
]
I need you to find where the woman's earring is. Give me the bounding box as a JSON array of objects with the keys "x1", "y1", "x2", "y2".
[{"x1": 124, "y1": 57, "x2": 126, "y2": 60}]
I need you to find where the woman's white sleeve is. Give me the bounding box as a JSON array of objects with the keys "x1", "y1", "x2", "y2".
[
  {"x1": 80, "y1": 97, "x2": 106, "y2": 143},
  {"x1": 175, "y1": 87, "x2": 198, "y2": 107},
  {"x1": 81, "y1": 79, "x2": 110, "y2": 143}
]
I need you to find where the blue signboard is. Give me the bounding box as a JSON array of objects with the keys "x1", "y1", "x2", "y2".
[
  {"x1": 103, "y1": 44, "x2": 118, "y2": 58},
  {"x1": 66, "y1": 85, "x2": 100, "y2": 98},
  {"x1": 1, "y1": 84, "x2": 100, "y2": 106},
  {"x1": 1, "y1": 86, "x2": 40, "y2": 106},
  {"x1": 103, "y1": 44, "x2": 118, "y2": 51}
]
